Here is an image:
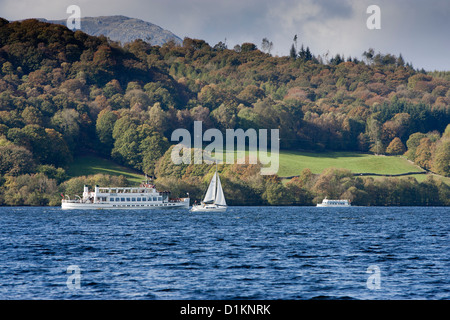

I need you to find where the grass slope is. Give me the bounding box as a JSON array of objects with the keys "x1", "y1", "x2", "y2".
[
  {"x1": 275, "y1": 150, "x2": 449, "y2": 184},
  {"x1": 276, "y1": 151, "x2": 424, "y2": 177},
  {"x1": 66, "y1": 155, "x2": 145, "y2": 185}
]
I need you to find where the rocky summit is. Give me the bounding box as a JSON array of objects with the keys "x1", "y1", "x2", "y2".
[{"x1": 43, "y1": 15, "x2": 182, "y2": 46}]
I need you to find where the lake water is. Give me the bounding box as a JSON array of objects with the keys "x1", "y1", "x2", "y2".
[{"x1": 0, "y1": 206, "x2": 448, "y2": 300}]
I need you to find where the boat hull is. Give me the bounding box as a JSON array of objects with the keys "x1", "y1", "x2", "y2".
[
  {"x1": 190, "y1": 204, "x2": 227, "y2": 212},
  {"x1": 316, "y1": 204, "x2": 351, "y2": 207},
  {"x1": 61, "y1": 199, "x2": 190, "y2": 210}
]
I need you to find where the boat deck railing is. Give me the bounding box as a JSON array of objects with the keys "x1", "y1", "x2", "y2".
[{"x1": 62, "y1": 197, "x2": 189, "y2": 204}]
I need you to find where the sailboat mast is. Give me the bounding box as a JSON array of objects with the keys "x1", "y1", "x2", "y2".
[{"x1": 214, "y1": 160, "x2": 218, "y2": 202}]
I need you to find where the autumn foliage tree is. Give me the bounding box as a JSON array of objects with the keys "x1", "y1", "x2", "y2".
[
  {"x1": 432, "y1": 125, "x2": 450, "y2": 176},
  {"x1": 386, "y1": 137, "x2": 406, "y2": 155}
]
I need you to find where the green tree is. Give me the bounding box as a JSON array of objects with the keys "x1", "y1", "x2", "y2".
[
  {"x1": 414, "y1": 138, "x2": 434, "y2": 170},
  {"x1": 44, "y1": 128, "x2": 72, "y2": 167},
  {"x1": 442, "y1": 124, "x2": 450, "y2": 139},
  {"x1": 0, "y1": 144, "x2": 36, "y2": 175},
  {"x1": 3, "y1": 173, "x2": 58, "y2": 206},
  {"x1": 138, "y1": 126, "x2": 169, "y2": 176},
  {"x1": 37, "y1": 164, "x2": 67, "y2": 184},
  {"x1": 289, "y1": 44, "x2": 297, "y2": 59},
  {"x1": 213, "y1": 41, "x2": 227, "y2": 51},
  {"x1": 103, "y1": 79, "x2": 123, "y2": 98},
  {"x1": 7, "y1": 125, "x2": 71, "y2": 166},
  {"x1": 240, "y1": 43, "x2": 257, "y2": 52},
  {"x1": 237, "y1": 85, "x2": 265, "y2": 104},
  {"x1": 405, "y1": 132, "x2": 427, "y2": 160},
  {"x1": 51, "y1": 109, "x2": 80, "y2": 150},
  {"x1": 285, "y1": 176, "x2": 313, "y2": 205},
  {"x1": 366, "y1": 117, "x2": 384, "y2": 154},
  {"x1": 1, "y1": 61, "x2": 14, "y2": 75},
  {"x1": 432, "y1": 139, "x2": 450, "y2": 176},
  {"x1": 313, "y1": 168, "x2": 353, "y2": 199},
  {"x1": 237, "y1": 107, "x2": 261, "y2": 130},
  {"x1": 148, "y1": 103, "x2": 169, "y2": 134},
  {"x1": 21, "y1": 106, "x2": 43, "y2": 125},
  {"x1": 96, "y1": 109, "x2": 118, "y2": 151},
  {"x1": 261, "y1": 38, "x2": 273, "y2": 55},
  {"x1": 112, "y1": 124, "x2": 141, "y2": 168},
  {"x1": 155, "y1": 145, "x2": 192, "y2": 179},
  {"x1": 263, "y1": 177, "x2": 293, "y2": 205},
  {"x1": 211, "y1": 103, "x2": 237, "y2": 131}
]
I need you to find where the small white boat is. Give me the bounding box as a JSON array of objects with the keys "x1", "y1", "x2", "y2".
[
  {"x1": 316, "y1": 197, "x2": 351, "y2": 207},
  {"x1": 191, "y1": 165, "x2": 227, "y2": 212}
]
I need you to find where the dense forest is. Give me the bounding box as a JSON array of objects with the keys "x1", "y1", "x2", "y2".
[{"x1": 0, "y1": 18, "x2": 449, "y2": 206}]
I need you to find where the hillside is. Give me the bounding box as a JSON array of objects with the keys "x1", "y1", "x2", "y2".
[
  {"x1": 66, "y1": 154, "x2": 145, "y2": 184},
  {"x1": 42, "y1": 15, "x2": 182, "y2": 46},
  {"x1": 0, "y1": 18, "x2": 449, "y2": 206},
  {"x1": 276, "y1": 151, "x2": 423, "y2": 177}
]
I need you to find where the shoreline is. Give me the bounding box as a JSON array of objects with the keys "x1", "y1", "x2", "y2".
[{"x1": 1, "y1": 205, "x2": 449, "y2": 208}]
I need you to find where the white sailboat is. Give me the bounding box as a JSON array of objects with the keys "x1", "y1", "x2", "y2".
[{"x1": 191, "y1": 166, "x2": 227, "y2": 212}]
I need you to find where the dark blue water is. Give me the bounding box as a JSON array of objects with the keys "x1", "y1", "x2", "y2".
[{"x1": 0, "y1": 206, "x2": 448, "y2": 300}]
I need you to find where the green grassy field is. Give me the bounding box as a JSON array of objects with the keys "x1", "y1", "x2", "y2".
[
  {"x1": 220, "y1": 149, "x2": 425, "y2": 176},
  {"x1": 275, "y1": 151, "x2": 424, "y2": 177},
  {"x1": 66, "y1": 155, "x2": 145, "y2": 185},
  {"x1": 269, "y1": 150, "x2": 449, "y2": 184}
]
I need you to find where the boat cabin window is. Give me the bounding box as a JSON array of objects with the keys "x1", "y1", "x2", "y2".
[{"x1": 126, "y1": 198, "x2": 131, "y2": 202}]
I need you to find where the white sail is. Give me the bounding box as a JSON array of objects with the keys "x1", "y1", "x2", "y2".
[
  {"x1": 214, "y1": 174, "x2": 227, "y2": 206},
  {"x1": 203, "y1": 172, "x2": 217, "y2": 203}
]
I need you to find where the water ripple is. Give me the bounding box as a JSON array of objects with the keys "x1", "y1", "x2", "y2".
[{"x1": 0, "y1": 206, "x2": 448, "y2": 300}]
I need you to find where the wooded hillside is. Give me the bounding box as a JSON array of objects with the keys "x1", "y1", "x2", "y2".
[{"x1": 0, "y1": 18, "x2": 449, "y2": 206}]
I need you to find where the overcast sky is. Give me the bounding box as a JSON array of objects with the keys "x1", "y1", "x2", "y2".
[{"x1": 1, "y1": 0, "x2": 449, "y2": 70}]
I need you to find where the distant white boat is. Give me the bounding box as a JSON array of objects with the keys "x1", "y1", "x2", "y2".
[
  {"x1": 316, "y1": 197, "x2": 351, "y2": 207},
  {"x1": 191, "y1": 165, "x2": 227, "y2": 212}
]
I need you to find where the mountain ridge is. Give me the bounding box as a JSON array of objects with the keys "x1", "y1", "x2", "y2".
[{"x1": 40, "y1": 15, "x2": 183, "y2": 46}]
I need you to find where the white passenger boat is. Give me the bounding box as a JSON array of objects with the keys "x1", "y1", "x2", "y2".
[
  {"x1": 61, "y1": 182, "x2": 190, "y2": 210},
  {"x1": 191, "y1": 166, "x2": 227, "y2": 212},
  {"x1": 316, "y1": 198, "x2": 351, "y2": 207}
]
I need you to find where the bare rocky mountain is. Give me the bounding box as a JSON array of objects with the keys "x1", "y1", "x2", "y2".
[{"x1": 42, "y1": 15, "x2": 182, "y2": 46}]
